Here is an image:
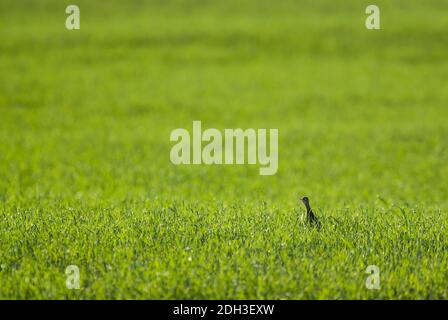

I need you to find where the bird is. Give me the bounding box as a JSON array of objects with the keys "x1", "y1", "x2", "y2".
[{"x1": 300, "y1": 196, "x2": 320, "y2": 227}]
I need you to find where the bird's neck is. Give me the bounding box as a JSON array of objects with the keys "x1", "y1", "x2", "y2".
[{"x1": 304, "y1": 203, "x2": 311, "y2": 212}]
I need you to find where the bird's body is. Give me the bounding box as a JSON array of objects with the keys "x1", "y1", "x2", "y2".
[{"x1": 300, "y1": 196, "x2": 320, "y2": 227}]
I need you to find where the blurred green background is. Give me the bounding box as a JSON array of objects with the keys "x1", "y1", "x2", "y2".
[{"x1": 0, "y1": 1, "x2": 447, "y2": 299}]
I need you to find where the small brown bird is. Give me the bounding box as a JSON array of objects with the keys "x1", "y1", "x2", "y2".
[{"x1": 300, "y1": 196, "x2": 320, "y2": 227}]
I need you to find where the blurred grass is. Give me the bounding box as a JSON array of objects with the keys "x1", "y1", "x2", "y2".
[{"x1": 0, "y1": 0, "x2": 447, "y2": 298}]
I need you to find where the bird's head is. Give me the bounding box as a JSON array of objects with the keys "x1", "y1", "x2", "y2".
[{"x1": 301, "y1": 196, "x2": 310, "y2": 205}]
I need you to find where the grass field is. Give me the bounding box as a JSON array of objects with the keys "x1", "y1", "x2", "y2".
[{"x1": 1, "y1": 0, "x2": 447, "y2": 299}]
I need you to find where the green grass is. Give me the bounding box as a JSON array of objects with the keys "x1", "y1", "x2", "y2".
[{"x1": 1, "y1": 0, "x2": 447, "y2": 299}]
